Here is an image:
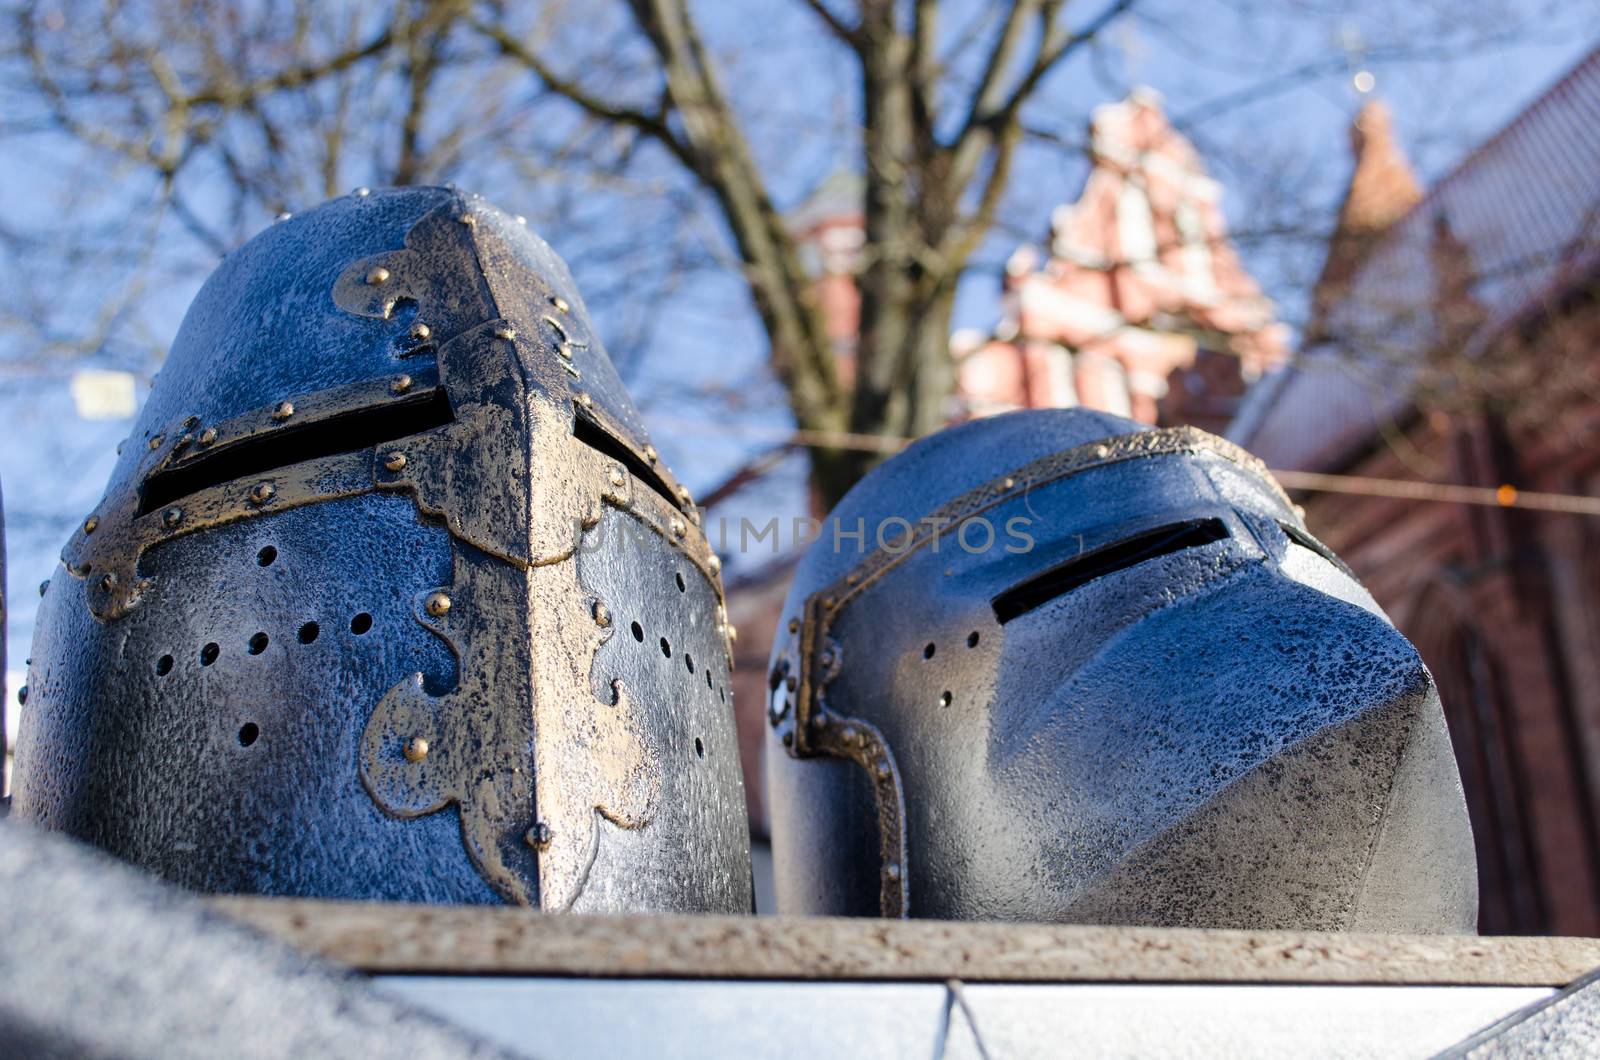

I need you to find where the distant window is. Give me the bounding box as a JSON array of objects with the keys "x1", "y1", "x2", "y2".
[
  {"x1": 1041, "y1": 342, "x2": 1078, "y2": 408},
  {"x1": 1176, "y1": 201, "x2": 1217, "y2": 300},
  {"x1": 1117, "y1": 181, "x2": 1158, "y2": 271}
]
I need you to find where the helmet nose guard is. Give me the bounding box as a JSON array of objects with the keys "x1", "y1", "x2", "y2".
[
  {"x1": 17, "y1": 188, "x2": 750, "y2": 913},
  {"x1": 766, "y1": 409, "x2": 1476, "y2": 929}
]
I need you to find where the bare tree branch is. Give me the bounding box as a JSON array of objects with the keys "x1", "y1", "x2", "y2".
[
  {"x1": 796, "y1": 0, "x2": 861, "y2": 48},
  {"x1": 470, "y1": 14, "x2": 702, "y2": 174}
]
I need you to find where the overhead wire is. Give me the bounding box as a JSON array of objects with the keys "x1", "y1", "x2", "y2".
[{"x1": 656, "y1": 418, "x2": 1600, "y2": 516}]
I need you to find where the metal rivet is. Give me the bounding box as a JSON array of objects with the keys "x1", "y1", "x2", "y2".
[
  {"x1": 17, "y1": 686, "x2": 27, "y2": 706},
  {"x1": 410, "y1": 322, "x2": 431, "y2": 340},
  {"x1": 39, "y1": 580, "x2": 50, "y2": 596},
  {"x1": 276, "y1": 212, "x2": 292, "y2": 222},
  {"x1": 876, "y1": 760, "x2": 890, "y2": 779},
  {"x1": 425, "y1": 591, "x2": 452, "y2": 617},
  {"x1": 175, "y1": 432, "x2": 194, "y2": 450},
  {"x1": 391, "y1": 374, "x2": 413, "y2": 395},
  {"x1": 515, "y1": 214, "x2": 528, "y2": 226},
  {"x1": 354, "y1": 186, "x2": 371, "y2": 197},
  {"x1": 163, "y1": 507, "x2": 183, "y2": 528},
  {"x1": 841, "y1": 727, "x2": 859, "y2": 747},
  {"x1": 402, "y1": 736, "x2": 429, "y2": 763},
  {"x1": 1094, "y1": 445, "x2": 1110, "y2": 458},
  {"x1": 272, "y1": 401, "x2": 294, "y2": 420},
  {"x1": 644, "y1": 445, "x2": 658, "y2": 463},
  {"x1": 384, "y1": 451, "x2": 407, "y2": 472},
  {"x1": 198, "y1": 427, "x2": 217, "y2": 446},
  {"x1": 608, "y1": 465, "x2": 626, "y2": 488},
  {"x1": 249, "y1": 481, "x2": 276, "y2": 505},
  {"x1": 496, "y1": 325, "x2": 517, "y2": 340},
  {"x1": 708, "y1": 555, "x2": 721, "y2": 574},
  {"x1": 845, "y1": 572, "x2": 859, "y2": 585},
  {"x1": 670, "y1": 517, "x2": 686, "y2": 537},
  {"x1": 148, "y1": 435, "x2": 163, "y2": 450},
  {"x1": 458, "y1": 212, "x2": 477, "y2": 226},
  {"x1": 785, "y1": 675, "x2": 797, "y2": 692},
  {"x1": 1003, "y1": 477, "x2": 1016, "y2": 489},
  {"x1": 592, "y1": 601, "x2": 612, "y2": 627},
  {"x1": 576, "y1": 391, "x2": 593, "y2": 408},
  {"x1": 552, "y1": 296, "x2": 570, "y2": 313},
  {"x1": 183, "y1": 415, "x2": 199, "y2": 430},
  {"x1": 527, "y1": 822, "x2": 553, "y2": 848},
  {"x1": 822, "y1": 595, "x2": 836, "y2": 610},
  {"x1": 366, "y1": 266, "x2": 391, "y2": 285},
  {"x1": 788, "y1": 618, "x2": 800, "y2": 634},
  {"x1": 811, "y1": 713, "x2": 828, "y2": 731},
  {"x1": 885, "y1": 862, "x2": 901, "y2": 881},
  {"x1": 557, "y1": 344, "x2": 574, "y2": 359},
  {"x1": 83, "y1": 516, "x2": 99, "y2": 535},
  {"x1": 727, "y1": 624, "x2": 739, "y2": 644}
]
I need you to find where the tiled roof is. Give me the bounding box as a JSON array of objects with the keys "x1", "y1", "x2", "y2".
[{"x1": 1231, "y1": 47, "x2": 1600, "y2": 471}]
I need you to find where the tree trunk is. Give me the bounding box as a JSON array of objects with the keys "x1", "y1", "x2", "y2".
[{"x1": 810, "y1": 282, "x2": 959, "y2": 510}]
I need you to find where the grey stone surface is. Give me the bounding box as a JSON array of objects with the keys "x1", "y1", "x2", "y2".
[
  {"x1": 1440, "y1": 963, "x2": 1600, "y2": 1058},
  {"x1": 0, "y1": 821, "x2": 515, "y2": 1059}
]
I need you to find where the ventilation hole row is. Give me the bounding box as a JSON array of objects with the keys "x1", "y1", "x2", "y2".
[
  {"x1": 153, "y1": 613, "x2": 369, "y2": 675},
  {"x1": 922, "y1": 631, "x2": 982, "y2": 661},
  {"x1": 625, "y1": 615, "x2": 727, "y2": 705}
]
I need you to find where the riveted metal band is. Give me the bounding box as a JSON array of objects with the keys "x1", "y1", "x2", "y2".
[
  {"x1": 63, "y1": 367, "x2": 444, "y2": 620},
  {"x1": 785, "y1": 425, "x2": 1291, "y2": 918}
]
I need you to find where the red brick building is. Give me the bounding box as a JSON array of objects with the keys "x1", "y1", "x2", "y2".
[
  {"x1": 955, "y1": 89, "x2": 1288, "y2": 433},
  {"x1": 1231, "y1": 50, "x2": 1600, "y2": 935}
]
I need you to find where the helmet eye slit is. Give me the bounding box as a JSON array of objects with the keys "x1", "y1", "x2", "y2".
[
  {"x1": 572, "y1": 412, "x2": 684, "y2": 514},
  {"x1": 991, "y1": 517, "x2": 1230, "y2": 624},
  {"x1": 137, "y1": 388, "x2": 454, "y2": 516}
]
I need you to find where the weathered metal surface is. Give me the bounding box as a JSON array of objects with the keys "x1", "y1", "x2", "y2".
[
  {"x1": 0, "y1": 823, "x2": 514, "y2": 1059},
  {"x1": 767, "y1": 408, "x2": 1478, "y2": 928},
  {"x1": 211, "y1": 897, "x2": 1600, "y2": 986},
  {"x1": 13, "y1": 187, "x2": 750, "y2": 913}
]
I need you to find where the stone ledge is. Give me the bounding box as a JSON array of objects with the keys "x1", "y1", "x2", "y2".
[{"x1": 211, "y1": 897, "x2": 1600, "y2": 986}]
